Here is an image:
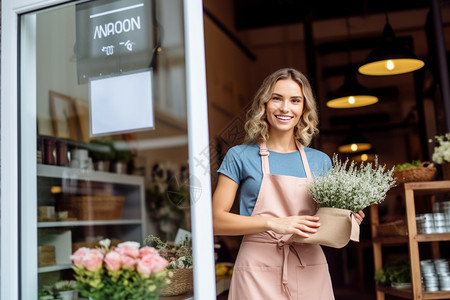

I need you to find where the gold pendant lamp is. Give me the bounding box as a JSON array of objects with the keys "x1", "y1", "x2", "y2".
[
  {"x1": 338, "y1": 129, "x2": 372, "y2": 154},
  {"x1": 358, "y1": 20, "x2": 424, "y2": 76},
  {"x1": 326, "y1": 67, "x2": 379, "y2": 108}
]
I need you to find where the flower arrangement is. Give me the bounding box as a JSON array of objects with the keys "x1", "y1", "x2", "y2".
[
  {"x1": 145, "y1": 235, "x2": 194, "y2": 296},
  {"x1": 309, "y1": 154, "x2": 396, "y2": 212},
  {"x1": 431, "y1": 133, "x2": 450, "y2": 164},
  {"x1": 70, "y1": 239, "x2": 168, "y2": 300},
  {"x1": 145, "y1": 235, "x2": 193, "y2": 269}
]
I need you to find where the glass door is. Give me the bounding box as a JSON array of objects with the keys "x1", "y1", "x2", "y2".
[{"x1": 14, "y1": 0, "x2": 215, "y2": 298}]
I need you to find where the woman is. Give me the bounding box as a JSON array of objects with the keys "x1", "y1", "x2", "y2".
[{"x1": 212, "y1": 68, "x2": 364, "y2": 299}]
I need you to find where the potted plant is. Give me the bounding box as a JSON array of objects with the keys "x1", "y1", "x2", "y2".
[
  {"x1": 53, "y1": 280, "x2": 77, "y2": 300},
  {"x1": 111, "y1": 140, "x2": 133, "y2": 174},
  {"x1": 145, "y1": 235, "x2": 193, "y2": 296},
  {"x1": 375, "y1": 259, "x2": 411, "y2": 288},
  {"x1": 70, "y1": 239, "x2": 168, "y2": 300},
  {"x1": 38, "y1": 285, "x2": 55, "y2": 300},
  {"x1": 292, "y1": 154, "x2": 396, "y2": 248},
  {"x1": 88, "y1": 139, "x2": 115, "y2": 172}
]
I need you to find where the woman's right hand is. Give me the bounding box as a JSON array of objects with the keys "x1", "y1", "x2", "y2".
[{"x1": 267, "y1": 216, "x2": 320, "y2": 237}]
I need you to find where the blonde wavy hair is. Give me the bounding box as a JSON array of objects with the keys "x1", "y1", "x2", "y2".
[{"x1": 244, "y1": 68, "x2": 319, "y2": 146}]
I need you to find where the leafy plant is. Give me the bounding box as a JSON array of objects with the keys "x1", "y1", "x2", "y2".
[
  {"x1": 394, "y1": 160, "x2": 421, "y2": 171},
  {"x1": 88, "y1": 139, "x2": 116, "y2": 162},
  {"x1": 309, "y1": 154, "x2": 396, "y2": 212},
  {"x1": 53, "y1": 280, "x2": 77, "y2": 291},
  {"x1": 375, "y1": 259, "x2": 411, "y2": 284},
  {"x1": 112, "y1": 140, "x2": 133, "y2": 162}
]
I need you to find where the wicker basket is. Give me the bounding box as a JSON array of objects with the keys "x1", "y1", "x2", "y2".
[
  {"x1": 377, "y1": 220, "x2": 408, "y2": 236},
  {"x1": 58, "y1": 195, "x2": 124, "y2": 220},
  {"x1": 160, "y1": 268, "x2": 193, "y2": 296},
  {"x1": 393, "y1": 162, "x2": 436, "y2": 184}
]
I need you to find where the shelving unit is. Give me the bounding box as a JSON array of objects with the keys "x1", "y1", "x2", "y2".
[
  {"x1": 371, "y1": 180, "x2": 450, "y2": 300},
  {"x1": 37, "y1": 164, "x2": 146, "y2": 279}
]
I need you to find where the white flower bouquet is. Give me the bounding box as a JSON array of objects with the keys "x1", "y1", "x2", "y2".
[
  {"x1": 310, "y1": 154, "x2": 396, "y2": 212},
  {"x1": 431, "y1": 133, "x2": 450, "y2": 164},
  {"x1": 291, "y1": 154, "x2": 396, "y2": 248}
]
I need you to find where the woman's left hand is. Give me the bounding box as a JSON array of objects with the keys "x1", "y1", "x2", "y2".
[{"x1": 353, "y1": 210, "x2": 365, "y2": 225}]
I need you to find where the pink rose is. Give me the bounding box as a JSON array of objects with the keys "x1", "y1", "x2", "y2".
[
  {"x1": 82, "y1": 249, "x2": 104, "y2": 271},
  {"x1": 120, "y1": 253, "x2": 137, "y2": 270},
  {"x1": 70, "y1": 247, "x2": 90, "y2": 267},
  {"x1": 139, "y1": 246, "x2": 158, "y2": 258},
  {"x1": 104, "y1": 251, "x2": 121, "y2": 272},
  {"x1": 137, "y1": 254, "x2": 168, "y2": 276},
  {"x1": 115, "y1": 245, "x2": 139, "y2": 259}
]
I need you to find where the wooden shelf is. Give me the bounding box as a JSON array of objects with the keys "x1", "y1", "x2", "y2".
[
  {"x1": 376, "y1": 284, "x2": 450, "y2": 299},
  {"x1": 371, "y1": 180, "x2": 450, "y2": 300},
  {"x1": 417, "y1": 233, "x2": 450, "y2": 242},
  {"x1": 373, "y1": 235, "x2": 409, "y2": 244}
]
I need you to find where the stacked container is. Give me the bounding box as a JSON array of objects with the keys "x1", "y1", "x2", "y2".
[{"x1": 420, "y1": 259, "x2": 450, "y2": 291}]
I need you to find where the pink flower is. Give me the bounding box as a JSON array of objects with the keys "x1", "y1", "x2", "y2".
[
  {"x1": 115, "y1": 245, "x2": 139, "y2": 259},
  {"x1": 70, "y1": 247, "x2": 90, "y2": 267},
  {"x1": 104, "y1": 251, "x2": 121, "y2": 272},
  {"x1": 120, "y1": 254, "x2": 137, "y2": 270},
  {"x1": 139, "y1": 246, "x2": 158, "y2": 258},
  {"x1": 82, "y1": 249, "x2": 104, "y2": 271},
  {"x1": 137, "y1": 254, "x2": 168, "y2": 276}
]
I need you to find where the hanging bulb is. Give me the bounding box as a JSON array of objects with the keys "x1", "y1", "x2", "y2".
[
  {"x1": 350, "y1": 143, "x2": 358, "y2": 152},
  {"x1": 386, "y1": 60, "x2": 395, "y2": 70},
  {"x1": 348, "y1": 96, "x2": 356, "y2": 104}
]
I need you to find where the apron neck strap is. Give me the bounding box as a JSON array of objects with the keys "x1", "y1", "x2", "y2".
[
  {"x1": 259, "y1": 140, "x2": 312, "y2": 177},
  {"x1": 295, "y1": 140, "x2": 312, "y2": 178},
  {"x1": 259, "y1": 140, "x2": 270, "y2": 174}
]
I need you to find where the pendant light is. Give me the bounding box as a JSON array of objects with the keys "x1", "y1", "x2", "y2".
[
  {"x1": 358, "y1": 18, "x2": 424, "y2": 76},
  {"x1": 327, "y1": 18, "x2": 379, "y2": 109},
  {"x1": 326, "y1": 67, "x2": 379, "y2": 108},
  {"x1": 351, "y1": 149, "x2": 377, "y2": 162},
  {"x1": 338, "y1": 129, "x2": 372, "y2": 153}
]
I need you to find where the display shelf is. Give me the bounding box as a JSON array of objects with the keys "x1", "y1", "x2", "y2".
[
  {"x1": 38, "y1": 219, "x2": 142, "y2": 228},
  {"x1": 36, "y1": 163, "x2": 146, "y2": 292},
  {"x1": 37, "y1": 164, "x2": 144, "y2": 185},
  {"x1": 376, "y1": 284, "x2": 450, "y2": 299},
  {"x1": 371, "y1": 180, "x2": 450, "y2": 300},
  {"x1": 372, "y1": 235, "x2": 409, "y2": 244},
  {"x1": 38, "y1": 264, "x2": 73, "y2": 273}
]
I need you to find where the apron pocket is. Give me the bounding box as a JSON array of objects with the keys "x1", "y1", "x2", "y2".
[
  {"x1": 229, "y1": 266, "x2": 283, "y2": 300},
  {"x1": 296, "y1": 264, "x2": 334, "y2": 300}
]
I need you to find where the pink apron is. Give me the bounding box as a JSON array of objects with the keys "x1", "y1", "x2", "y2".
[{"x1": 228, "y1": 141, "x2": 334, "y2": 300}]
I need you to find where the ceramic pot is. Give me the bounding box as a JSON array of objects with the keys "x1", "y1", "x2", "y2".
[{"x1": 58, "y1": 290, "x2": 78, "y2": 300}]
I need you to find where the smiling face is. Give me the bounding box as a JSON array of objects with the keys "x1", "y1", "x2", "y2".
[{"x1": 265, "y1": 79, "x2": 304, "y2": 136}]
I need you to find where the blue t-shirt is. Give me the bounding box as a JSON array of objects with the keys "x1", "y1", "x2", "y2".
[{"x1": 217, "y1": 143, "x2": 331, "y2": 216}]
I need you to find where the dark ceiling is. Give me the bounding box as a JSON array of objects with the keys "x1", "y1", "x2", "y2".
[{"x1": 234, "y1": 0, "x2": 430, "y2": 30}]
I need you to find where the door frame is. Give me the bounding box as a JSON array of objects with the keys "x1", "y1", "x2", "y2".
[{"x1": 0, "y1": 0, "x2": 215, "y2": 298}]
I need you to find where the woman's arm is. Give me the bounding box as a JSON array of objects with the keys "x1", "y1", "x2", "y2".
[{"x1": 212, "y1": 174, "x2": 320, "y2": 237}]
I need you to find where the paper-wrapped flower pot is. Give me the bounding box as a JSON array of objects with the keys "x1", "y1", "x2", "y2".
[{"x1": 290, "y1": 207, "x2": 360, "y2": 248}]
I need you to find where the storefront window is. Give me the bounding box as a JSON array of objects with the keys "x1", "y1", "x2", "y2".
[{"x1": 18, "y1": 1, "x2": 212, "y2": 298}]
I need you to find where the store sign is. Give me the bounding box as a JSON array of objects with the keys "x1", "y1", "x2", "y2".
[
  {"x1": 76, "y1": 0, "x2": 153, "y2": 84},
  {"x1": 90, "y1": 70, "x2": 154, "y2": 136}
]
